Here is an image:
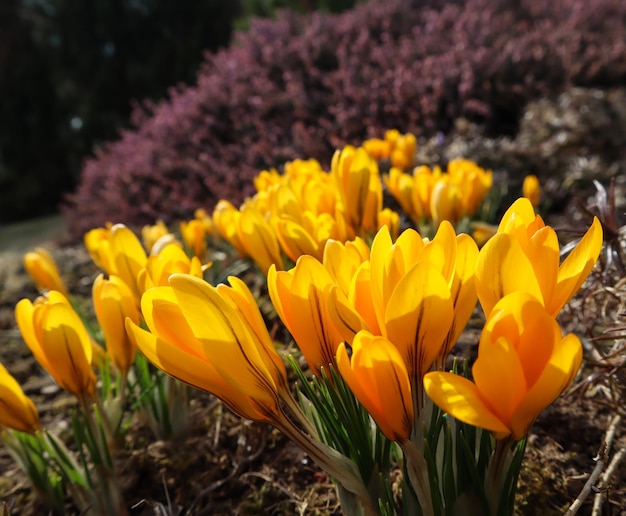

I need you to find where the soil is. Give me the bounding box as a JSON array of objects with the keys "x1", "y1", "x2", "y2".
[{"x1": 1, "y1": 87, "x2": 625, "y2": 515}]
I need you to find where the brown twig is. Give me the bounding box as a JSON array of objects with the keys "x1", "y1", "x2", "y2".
[{"x1": 565, "y1": 414, "x2": 621, "y2": 515}]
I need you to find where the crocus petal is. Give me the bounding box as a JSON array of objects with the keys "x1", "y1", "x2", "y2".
[
  {"x1": 238, "y1": 206, "x2": 283, "y2": 274},
  {"x1": 444, "y1": 234, "x2": 478, "y2": 355},
  {"x1": 0, "y1": 364, "x2": 40, "y2": 433},
  {"x1": 15, "y1": 299, "x2": 54, "y2": 374},
  {"x1": 110, "y1": 224, "x2": 148, "y2": 300},
  {"x1": 509, "y1": 333, "x2": 582, "y2": 439},
  {"x1": 275, "y1": 217, "x2": 320, "y2": 262},
  {"x1": 423, "y1": 372, "x2": 510, "y2": 438},
  {"x1": 473, "y1": 337, "x2": 526, "y2": 426},
  {"x1": 385, "y1": 262, "x2": 454, "y2": 376},
  {"x1": 41, "y1": 303, "x2": 95, "y2": 395},
  {"x1": 93, "y1": 274, "x2": 139, "y2": 373},
  {"x1": 125, "y1": 320, "x2": 270, "y2": 423},
  {"x1": 475, "y1": 233, "x2": 544, "y2": 315},
  {"x1": 168, "y1": 274, "x2": 281, "y2": 401},
  {"x1": 337, "y1": 333, "x2": 413, "y2": 441},
  {"x1": 524, "y1": 227, "x2": 560, "y2": 309},
  {"x1": 549, "y1": 217, "x2": 603, "y2": 316},
  {"x1": 268, "y1": 257, "x2": 343, "y2": 373}
]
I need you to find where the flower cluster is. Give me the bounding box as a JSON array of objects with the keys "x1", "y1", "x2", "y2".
[
  {"x1": 5, "y1": 133, "x2": 604, "y2": 515},
  {"x1": 385, "y1": 158, "x2": 493, "y2": 229}
]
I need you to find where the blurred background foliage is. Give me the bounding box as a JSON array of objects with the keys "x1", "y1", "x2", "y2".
[{"x1": 0, "y1": 0, "x2": 359, "y2": 223}]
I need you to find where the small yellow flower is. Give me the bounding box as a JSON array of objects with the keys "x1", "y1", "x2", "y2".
[
  {"x1": 475, "y1": 198, "x2": 603, "y2": 316},
  {"x1": 180, "y1": 219, "x2": 207, "y2": 259},
  {"x1": 84, "y1": 225, "x2": 114, "y2": 273},
  {"x1": 268, "y1": 256, "x2": 344, "y2": 374},
  {"x1": 15, "y1": 291, "x2": 96, "y2": 397},
  {"x1": 522, "y1": 174, "x2": 541, "y2": 207},
  {"x1": 141, "y1": 220, "x2": 170, "y2": 252},
  {"x1": 138, "y1": 242, "x2": 204, "y2": 292},
  {"x1": 93, "y1": 274, "x2": 141, "y2": 375},
  {"x1": 126, "y1": 275, "x2": 288, "y2": 423},
  {"x1": 212, "y1": 200, "x2": 248, "y2": 257},
  {"x1": 23, "y1": 248, "x2": 69, "y2": 297},
  {"x1": 238, "y1": 205, "x2": 284, "y2": 274},
  {"x1": 337, "y1": 331, "x2": 413, "y2": 441},
  {"x1": 331, "y1": 146, "x2": 382, "y2": 236},
  {"x1": 0, "y1": 363, "x2": 40, "y2": 433},
  {"x1": 424, "y1": 293, "x2": 582, "y2": 440}
]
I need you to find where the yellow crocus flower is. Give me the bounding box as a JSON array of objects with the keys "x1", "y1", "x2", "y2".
[
  {"x1": 383, "y1": 167, "x2": 415, "y2": 218},
  {"x1": 141, "y1": 220, "x2": 170, "y2": 252},
  {"x1": 275, "y1": 216, "x2": 322, "y2": 262},
  {"x1": 522, "y1": 174, "x2": 541, "y2": 207},
  {"x1": 137, "y1": 242, "x2": 204, "y2": 292},
  {"x1": 475, "y1": 198, "x2": 603, "y2": 317},
  {"x1": 238, "y1": 204, "x2": 284, "y2": 274},
  {"x1": 331, "y1": 145, "x2": 382, "y2": 235},
  {"x1": 109, "y1": 224, "x2": 148, "y2": 302},
  {"x1": 92, "y1": 274, "x2": 141, "y2": 375},
  {"x1": 212, "y1": 199, "x2": 248, "y2": 257},
  {"x1": 329, "y1": 226, "x2": 454, "y2": 378},
  {"x1": 180, "y1": 218, "x2": 207, "y2": 259},
  {"x1": 23, "y1": 248, "x2": 69, "y2": 297},
  {"x1": 15, "y1": 291, "x2": 96, "y2": 398},
  {"x1": 0, "y1": 363, "x2": 40, "y2": 433},
  {"x1": 424, "y1": 293, "x2": 582, "y2": 440},
  {"x1": 84, "y1": 225, "x2": 115, "y2": 273},
  {"x1": 268, "y1": 256, "x2": 345, "y2": 374},
  {"x1": 336, "y1": 331, "x2": 413, "y2": 441},
  {"x1": 126, "y1": 275, "x2": 287, "y2": 422}
]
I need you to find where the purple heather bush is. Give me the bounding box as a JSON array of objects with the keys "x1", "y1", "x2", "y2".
[{"x1": 63, "y1": 0, "x2": 626, "y2": 237}]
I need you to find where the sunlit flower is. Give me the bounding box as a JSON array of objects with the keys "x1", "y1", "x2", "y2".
[
  {"x1": 336, "y1": 331, "x2": 413, "y2": 441},
  {"x1": 15, "y1": 291, "x2": 96, "y2": 397},
  {"x1": 126, "y1": 275, "x2": 288, "y2": 422},
  {"x1": 93, "y1": 274, "x2": 141, "y2": 375},
  {"x1": 0, "y1": 363, "x2": 40, "y2": 433},
  {"x1": 137, "y1": 242, "x2": 205, "y2": 292},
  {"x1": 424, "y1": 293, "x2": 583, "y2": 440},
  {"x1": 212, "y1": 200, "x2": 248, "y2": 257},
  {"x1": 475, "y1": 198, "x2": 603, "y2": 316},
  {"x1": 390, "y1": 133, "x2": 417, "y2": 170},
  {"x1": 180, "y1": 218, "x2": 207, "y2": 259},
  {"x1": 238, "y1": 204, "x2": 284, "y2": 274},
  {"x1": 23, "y1": 248, "x2": 69, "y2": 297},
  {"x1": 522, "y1": 175, "x2": 541, "y2": 208},
  {"x1": 141, "y1": 220, "x2": 170, "y2": 252},
  {"x1": 84, "y1": 224, "x2": 148, "y2": 303},
  {"x1": 331, "y1": 146, "x2": 382, "y2": 236},
  {"x1": 84, "y1": 225, "x2": 114, "y2": 272},
  {"x1": 268, "y1": 256, "x2": 344, "y2": 374}
]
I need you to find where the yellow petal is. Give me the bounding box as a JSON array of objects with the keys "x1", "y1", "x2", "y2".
[
  {"x1": 337, "y1": 333, "x2": 413, "y2": 441},
  {"x1": 41, "y1": 302, "x2": 95, "y2": 396},
  {"x1": 0, "y1": 363, "x2": 40, "y2": 433},
  {"x1": 524, "y1": 227, "x2": 560, "y2": 309},
  {"x1": 275, "y1": 217, "x2": 320, "y2": 262},
  {"x1": 385, "y1": 263, "x2": 454, "y2": 376},
  {"x1": 473, "y1": 337, "x2": 526, "y2": 426},
  {"x1": 15, "y1": 299, "x2": 53, "y2": 374},
  {"x1": 509, "y1": 333, "x2": 582, "y2": 439},
  {"x1": 110, "y1": 224, "x2": 147, "y2": 300},
  {"x1": 549, "y1": 217, "x2": 603, "y2": 316},
  {"x1": 443, "y1": 234, "x2": 478, "y2": 356},
  {"x1": 475, "y1": 233, "x2": 543, "y2": 316},
  {"x1": 168, "y1": 274, "x2": 281, "y2": 402},
  {"x1": 423, "y1": 372, "x2": 510, "y2": 438},
  {"x1": 125, "y1": 320, "x2": 270, "y2": 422},
  {"x1": 238, "y1": 206, "x2": 284, "y2": 274}
]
